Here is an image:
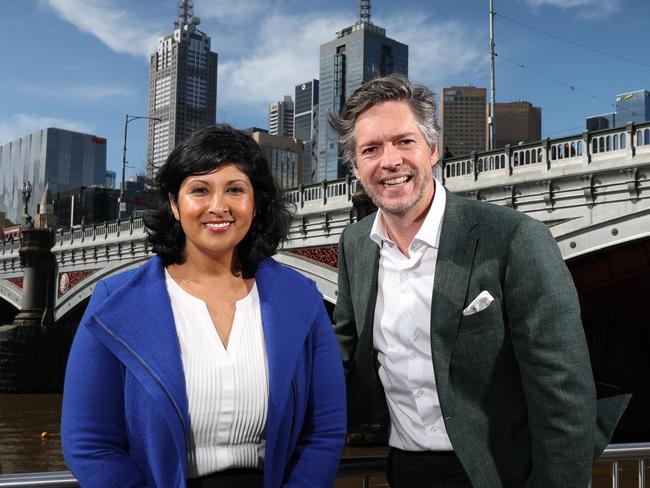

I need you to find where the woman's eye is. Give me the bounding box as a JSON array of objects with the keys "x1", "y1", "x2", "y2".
[
  {"x1": 189, "y1": 187, "x2": 208, "y2": 194},
  {"x1": 227, "y1": 186, "x2": 244, "y2": 194}
]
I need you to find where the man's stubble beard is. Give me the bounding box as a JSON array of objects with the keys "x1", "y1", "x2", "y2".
[{"x1": 362, "y1": 165, "x2": 434, "y2": 217}]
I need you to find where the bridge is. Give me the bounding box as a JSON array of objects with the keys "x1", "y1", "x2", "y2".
[{"x1": 1, "y1": 121, "x2": 649, "y2": 319}]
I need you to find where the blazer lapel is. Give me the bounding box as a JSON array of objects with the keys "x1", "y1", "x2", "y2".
[
  {"x1": 430, "y1": 191, "x2": 478, "y2": 411},
  {"x1": 351, "y1": 231, "x2": 380, "y2": 355}
]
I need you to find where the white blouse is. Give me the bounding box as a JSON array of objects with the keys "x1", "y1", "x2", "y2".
[{"x1": 165, "y1": 271, "x2": 269, "y2": 478}]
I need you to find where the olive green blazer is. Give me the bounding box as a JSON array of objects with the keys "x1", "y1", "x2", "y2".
[{"x1": 334, "y1": 189, "x2": 629, "y2": 488}]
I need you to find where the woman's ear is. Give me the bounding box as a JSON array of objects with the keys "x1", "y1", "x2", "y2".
[{"x1": 169, "y1": 194, "x2": 180, "y2": 221}]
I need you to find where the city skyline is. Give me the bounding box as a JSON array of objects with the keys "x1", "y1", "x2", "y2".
[{"x1": 1, "y1": 0, "x2": 648, "y2": 182}]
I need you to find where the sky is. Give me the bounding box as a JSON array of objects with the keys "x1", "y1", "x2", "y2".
[{"x1": 1, "y1": 0, "x2": 648, "y2": 182}]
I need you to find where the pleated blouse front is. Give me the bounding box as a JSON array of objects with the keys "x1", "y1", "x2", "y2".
[{"x1": 165, "y1": 271, "x2": 269, "y2": 479}]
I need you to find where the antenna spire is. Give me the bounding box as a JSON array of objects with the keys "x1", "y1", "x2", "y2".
[
  {"x1": 175, "y1": 0, "x2": 194, "y2": 28},
  {"x1": 358, "y1": 0, "x2": 371, "y2": 24}
]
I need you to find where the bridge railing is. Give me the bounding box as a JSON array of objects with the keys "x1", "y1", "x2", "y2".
[
  {"x1": 0, "y1": 443, "x2": 648, "y2": 487},
  {"x1": 54, "y1": 218, "x2": 146, "y2": 248},
  {"x1": 285, "y1": 177, "x2": 357, "y2": 209},
  {"x1": 2, "y1": 123, "x2": 649, "y2": 262},
  {"x1": 442, "y1": 121, "x2": 650, "y2": 184}
]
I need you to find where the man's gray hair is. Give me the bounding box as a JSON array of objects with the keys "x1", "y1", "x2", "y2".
[{"x1": 327, "y1": 74, "x2": 440, "y2": 165}]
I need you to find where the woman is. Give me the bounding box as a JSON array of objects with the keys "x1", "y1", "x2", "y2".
[{"x1": 61, "y1": 124, "x2": 346, "y2": 487}]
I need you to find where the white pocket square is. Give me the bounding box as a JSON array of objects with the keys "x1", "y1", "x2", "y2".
[{"x1": 462, "y1": 290, "x2": 494, "y2": 316}]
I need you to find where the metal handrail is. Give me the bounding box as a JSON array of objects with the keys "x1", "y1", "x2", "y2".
[{"x1": 0, "y1": 444, "x2": 648, "y2": 487}]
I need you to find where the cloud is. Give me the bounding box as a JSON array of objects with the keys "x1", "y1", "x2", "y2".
[
  {"x1": 19, "y1": 84, "x2": 135, "y2": 102},
  {"x1": 384, "y1": 16, "x2": 486, "y2": 89},
  {"x1": 524, "y1": 0, "x2": 624, "y2": 19},
  {"x1": 41, "y1": 0, "x2": 162, "y2": 58},
  {"x1": 218, "y1": 10, "x2": 484, "y2": 109},
  {"x1": 0, "y1": 114, "x2": 95, "y2": 145},
  {"x1": 218, "y1": 11, "x2": 350, "y2": 107},
  {"x1": 197, "y1": 0, "x2": 266, "y2": 24}
]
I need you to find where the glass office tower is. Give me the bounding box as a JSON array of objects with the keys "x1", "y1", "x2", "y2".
[{"x1": 317, "y1": 0, "x2": 408, "y2": 181}]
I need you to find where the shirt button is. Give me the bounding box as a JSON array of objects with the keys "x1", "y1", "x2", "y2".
[
  {"x1": 416, "y1": 389, "x2": 424, "y2": 396},
  {"x1": 429, "y1": 426, "x2": 438, "y2": 433},
  {"x1": 401, "y1": 312, "x2": 408, "y2": 319},
  {"x1": 410, "y1": 351, "x2": 417, "y2": 358}
]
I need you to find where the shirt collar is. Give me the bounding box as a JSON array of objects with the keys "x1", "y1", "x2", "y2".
[{"x1": 369, "y1": 178, "x2": 446, "y2": 250}]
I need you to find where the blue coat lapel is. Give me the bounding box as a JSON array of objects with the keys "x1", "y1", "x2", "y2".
[
  {"x1": 255, "y1": 259, "x2": 315, "y2": 423},
  {"x1": 88, "y1": 257, "x2": 189, "y2": 463}
]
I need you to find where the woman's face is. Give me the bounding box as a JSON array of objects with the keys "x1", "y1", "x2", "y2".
[{"x1": 171, "y1": 163, "x2": 255, "y2": 264}]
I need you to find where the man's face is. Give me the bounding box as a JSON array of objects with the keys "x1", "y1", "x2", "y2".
[{"x1": 353, "y1": 100, "x2": 438, "y2": 219}]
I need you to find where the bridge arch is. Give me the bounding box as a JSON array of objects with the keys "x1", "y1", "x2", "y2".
[
  {"x1": 0, "y1": 281, "x2": 21, "y2": 311},
  {"x1": 55, "y1": 258, "x2": 150, "y2": 321}
]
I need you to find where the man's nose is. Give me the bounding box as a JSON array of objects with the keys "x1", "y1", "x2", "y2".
[{"x1": 380, "y1": 144, "x2": 402, "y2": 170}]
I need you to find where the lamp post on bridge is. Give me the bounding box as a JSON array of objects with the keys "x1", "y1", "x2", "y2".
[
  {"x1": 21, "y1": 180, "x2": 33, "y2": 228},
  {"x1": 119, "y1": 114, "x2": 162, "y2": 220}
]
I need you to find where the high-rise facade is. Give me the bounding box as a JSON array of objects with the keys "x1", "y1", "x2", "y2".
[
  {"x1": 440, "y1": 86, "x2": 487, "y2": 158},
  {"x1": 248, "y1": 130, "x2": 303, "y2": 189},
  {"x1": 586, "y1": 113, "x2": 616, "y2": 131},
  {"x1": 146, "y1": 0, "x2": 218, "y2": 179},
  {"x1": 317, "y1": 0, "x2": 408, "y2": 181},
  {"x1": 494, "y1": 101, "x2": 542, "y2": 148},
  {"x1": 0, "y1": 128, "x2": 107, "y2": 223},
  {"x1": 268, "y1": 96, "x2": 294, "y2": 138},
  {"x1": 585, "y1": 89, "x2": 649, "y2": 131},
  {"x1": 615, "y1": 90, "x2": 650, "y2": 126},
  {"x1": 294, "y1": 80, "x2": 319, "y2": 184}
]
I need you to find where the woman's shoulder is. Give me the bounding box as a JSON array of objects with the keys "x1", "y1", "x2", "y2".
[
  {"x1": 96, "y1": 256, "x2": 163, "y2": 295},
  {"x1": 257, "y1": 258, "x2": 320, "y2": 296}
]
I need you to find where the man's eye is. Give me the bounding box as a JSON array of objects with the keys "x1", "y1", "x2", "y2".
[
  {"x1": 361, "y1": 147, "x2": 376, "y2": 155},
  {"x1": 399, "y1": 139, "x2": 415, "y2": 146}
]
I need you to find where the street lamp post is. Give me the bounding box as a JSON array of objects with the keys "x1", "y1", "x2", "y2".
[
  {"x1": 118, "y1": 114, "x2": 162, "y2": 220},
  {"x1": 21, "y1": 180, "x2": 33, "y2": 228}
]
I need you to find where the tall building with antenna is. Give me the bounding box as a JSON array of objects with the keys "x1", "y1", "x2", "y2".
[
  {"x1": 146, "y1": 0, "x2": 218, "y2": 179},
  {"x1": 317, "y1": 0, "x2": 408, "y2": 181}
]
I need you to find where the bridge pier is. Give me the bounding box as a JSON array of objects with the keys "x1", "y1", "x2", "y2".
[{"x1": 0, "y1": 227, "x2": 61, "y2": 393}]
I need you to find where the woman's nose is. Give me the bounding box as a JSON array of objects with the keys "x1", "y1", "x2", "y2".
[{"x1": 208, "y1": 193, "x2": 230, "y2": 215}]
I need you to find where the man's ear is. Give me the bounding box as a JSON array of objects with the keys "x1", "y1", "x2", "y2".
[
  {"x1": 430, "y1": 144, "x2": 439, "y2": 168},
  {"x1": 352, "y1": 160, "x2": 360, "y2": 180}
]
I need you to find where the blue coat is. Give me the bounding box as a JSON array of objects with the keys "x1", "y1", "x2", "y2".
[{"x1": 61, "y1": 256, "x2": 346, "y2": 488}]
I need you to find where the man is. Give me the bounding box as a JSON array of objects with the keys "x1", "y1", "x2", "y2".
[{"x1": 329, "y1": 75, "x2": 629, "y2": 487}]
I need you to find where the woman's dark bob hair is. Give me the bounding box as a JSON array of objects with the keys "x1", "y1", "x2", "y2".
[{"x1": 145, "y1": 124, "x2": 292, "y2": 277}]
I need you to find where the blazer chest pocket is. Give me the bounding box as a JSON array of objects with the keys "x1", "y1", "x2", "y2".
[{"x1": 457, "y1": 298, "x2": 500, "y2": 336}]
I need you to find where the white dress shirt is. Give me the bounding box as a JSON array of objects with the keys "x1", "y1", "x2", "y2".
[
  {"x1": 165, "y1": 271, "x2": 269, "y2": 478},
  {"x1": 370, "y1": 180, "x2": 453, "y2": 451}
]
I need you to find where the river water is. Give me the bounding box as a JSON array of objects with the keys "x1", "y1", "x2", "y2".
[
  {"x1": 0, "y1": 394, "x2": 637, "y2": 487},
  {"x1": 0, "y1": 394, "x2": 67, "y2": 475}
]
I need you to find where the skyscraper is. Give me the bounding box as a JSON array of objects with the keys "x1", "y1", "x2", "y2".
[
  {"x1": 294, "y1": 80, "x2": 319, "y2": 184},
  {"x1": 440, "y1": 86, "x2": 487, "y2": 158},
  {"x1": 268, "y1": 96, "x2": 294, "y2": 138},
  {"x1": 146, "y1": 0, "x2": 218, "y2": 179},
  {"x1": 317, "y1": 0, "x2": 408, "y2": 181},
  {"x1": 248, "y1": 130, "x2": 303, "y2": 189},
  {"x1": 586, "y1": 89, "x2": 649, "y2": 131},
  {"x1": 494, "y1": 101, "x2": 542, "y2": 148},
  {"x1": 615, "y1": 90, "x2": 650, "y2": 126},
  {"x1": 0, "y1": 128, "x2": 107, "y2": 223}
]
